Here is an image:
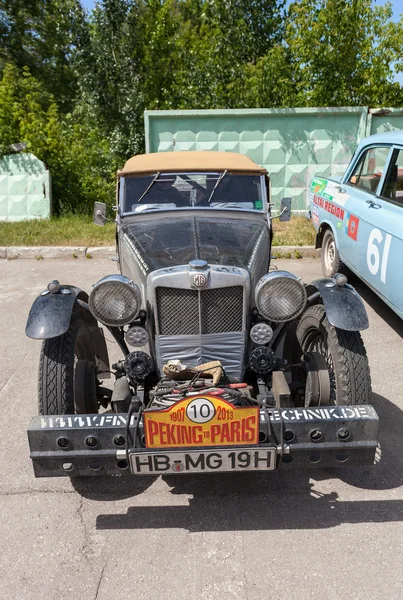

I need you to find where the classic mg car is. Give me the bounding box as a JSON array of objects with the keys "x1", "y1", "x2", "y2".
[
  {"x1": 311, "y1": 131, "x2": 403, "y2": 318},
  {"x1": 27, "y1": 151, "x2": 378, "y2": 478}
]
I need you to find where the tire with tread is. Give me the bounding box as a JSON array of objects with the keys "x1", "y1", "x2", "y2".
[
  {"x1": 38, "y1": 307, "x2": 98, "y2": 415},
  {"x1": 321, "y1": 229, "x2": 346, "y2": 278},
  {"x1": 296, "y1": 304, "x2": 371, "y2": 405}
]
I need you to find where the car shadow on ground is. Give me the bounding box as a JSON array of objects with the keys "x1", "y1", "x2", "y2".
[
  {"x1": 71, "y1": 472, "x2": 157, "y2": 500},
  {"x1": 348, "y1": 272, "x2": 403, "y2": 339},
  {"x1": 91, "y1": 391, "x2": 403, "y2": 532}
]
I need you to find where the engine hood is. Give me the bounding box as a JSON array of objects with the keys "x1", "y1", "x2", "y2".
[{"x1": 120, "y1": 212, "x2": 270, "y2": 274}]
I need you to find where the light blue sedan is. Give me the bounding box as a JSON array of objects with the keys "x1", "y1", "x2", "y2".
[{"x1": 310, "y1": 130, "x2": 403, "y2": 318}]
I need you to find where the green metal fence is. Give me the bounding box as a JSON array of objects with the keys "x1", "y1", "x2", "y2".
[
  {"x1": 145, "y1": 107, "x2": 403, "y2": 211},
  {"x1": 0, "y1": 153, "x2": 51, "y2": 222}
]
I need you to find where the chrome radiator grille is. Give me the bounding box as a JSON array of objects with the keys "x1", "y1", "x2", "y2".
[{"x1": 156, "y1": 286, "x2": 244, "y2": 336}]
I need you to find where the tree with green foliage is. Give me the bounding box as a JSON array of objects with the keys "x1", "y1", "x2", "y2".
[
  {"x1": 286, "y1": 0, "x2": 403, "y2": 107},
  {"x1": 0, "y1": 0, "x2": 87, "y2": 111},
  {"x1": 76, "y1": 0, "x2": 288, "y2": 149},
  {"x1": 0, "y1": 63, "x2": 119, "y2": 213},
  {"x1": 75, "y1": 0, "x2": 144, "y2": 156},
  {"x1": 1, "y1": 0, "x2": 403, "y2": 215}
]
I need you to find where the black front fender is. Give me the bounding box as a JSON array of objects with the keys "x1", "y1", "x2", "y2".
[
  {"x1": 310, "y1": 278, "x2": 369, "y2": 331},
  {"x1": 26, "y1": 284, "x2": 110, "y2": 377},
  {"x1": 26, "y1": 285, "x2": 88, "y2": 339}
]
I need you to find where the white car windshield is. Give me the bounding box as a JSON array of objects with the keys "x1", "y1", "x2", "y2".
[{"x1": 121, "y1": 173, "x2": 264, "y2": 214}]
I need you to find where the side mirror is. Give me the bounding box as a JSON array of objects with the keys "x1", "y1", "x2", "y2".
[
  {"x1": 279, "y1": 197, "x2": 291, "y2": 222},
  {"x1": 93, "y1": 202, "x2": 107, "y2": 226}
]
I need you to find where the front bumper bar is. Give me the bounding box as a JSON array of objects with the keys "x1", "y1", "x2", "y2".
[{"x1": 28, "y1": 405, "x2": 379, "y2": 477}]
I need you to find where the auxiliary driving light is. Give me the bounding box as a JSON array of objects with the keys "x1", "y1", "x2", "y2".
[
  {"x1": 250, "y1": 322, "x2": 273, "y2": 345},
  {"x1": 249, "y1": 347, "x2": 276, "y2": 374},
  {"x1": 89, "y1": 274, "x2": 141, "y2": 327},
  {"x1": 125, "y1": 325, "x2": 149, "y2": 347},
  {"x1": 255, "y1": 271, "x2": 307, "y2": 323},
  {"x1": 125, "y1": 351, "x2": 153, "y2": 380}
]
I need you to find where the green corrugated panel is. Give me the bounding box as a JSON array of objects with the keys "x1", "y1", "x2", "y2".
[
  {"x1": 369, "y1": 108, "x2": 403, "y2": 135},
  {"x1": 145, "y1": 108, "x2": 368, "y2": 211},
  {"x1": 0, "y1": 153, "x2": 51, "y2": 221}
]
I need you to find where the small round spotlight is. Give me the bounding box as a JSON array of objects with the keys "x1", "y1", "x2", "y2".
[
  {"x1": 250, "y1": 323, "x2": 273, "y2": 345},
  {"x1": 126, "y1": 326, "x2": 149, "y2": 347}
]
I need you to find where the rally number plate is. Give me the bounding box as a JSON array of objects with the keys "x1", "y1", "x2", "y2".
[
  {"x1": 129, "y1": 448, "x2": 277, "y2": 475},
  {"x1": 143, "y1": 394, "x2": 259, "y2": 448}
]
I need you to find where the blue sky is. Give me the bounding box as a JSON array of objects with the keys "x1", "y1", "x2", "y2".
[
  {"x1": 377, "y1": 0, "x2": 402, "y2": 20},
  {"x1": 81, "y1": 0, "x2": 95, "y2": 11}
]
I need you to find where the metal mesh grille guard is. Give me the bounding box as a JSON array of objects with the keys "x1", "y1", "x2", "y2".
[{"x1": 156, "y1": 286, "x2": 244, "y2": 336}]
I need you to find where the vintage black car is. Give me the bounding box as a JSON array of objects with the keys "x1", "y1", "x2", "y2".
[{"x1": 26, "y1": 151, "x2": 378, "y2": 478}]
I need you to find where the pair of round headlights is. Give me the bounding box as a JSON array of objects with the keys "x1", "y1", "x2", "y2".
[
  {"x1": 88, "y1": 270, "x2": 307, "y2": 345},
  {"x1": 88, "y1": 274, "x2": 148, "y2": 347}
]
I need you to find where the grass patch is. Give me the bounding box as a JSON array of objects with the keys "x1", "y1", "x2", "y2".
[
  {"x1": 272, "y1": 215, "x2": 316, "y2": 247},
  {"x1": 0, "y1": 215, "x2": 115, "y2": 246},
  {"x1": 0, "y1": 214, "x2": 316, "y2": 247}
]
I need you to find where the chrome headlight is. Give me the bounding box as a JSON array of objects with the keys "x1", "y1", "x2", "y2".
[
  {"x1": 89, "y1": 274, "x2": 141, "y2": 327},
  {"x1": 255, "y1": 271, "x2": 307, "y2": 323}
]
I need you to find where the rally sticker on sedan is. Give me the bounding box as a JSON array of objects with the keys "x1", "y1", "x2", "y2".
[
  {"x1": 311, "y1": 204, "x2": 320, "y2": 225},
  {"x1": 312, "y1": 194, "x2": 345, "y2": 219},
  {"x1": 345, "y1": 212, "x2": 360, "y2": 241},
  {"x1": 143, "y1": 395, "x2": 259, "y2": 448},
  {"x1": 311, "y1": 177, "x2": 330, "y2": 198}
]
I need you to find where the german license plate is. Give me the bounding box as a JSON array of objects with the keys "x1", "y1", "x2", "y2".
[
  {"x1": 129, "y1": 448, "x2": 277, "y2": 474},
  {"x1": 143, "y1": 394, "x2": 259, "y2": 448}
]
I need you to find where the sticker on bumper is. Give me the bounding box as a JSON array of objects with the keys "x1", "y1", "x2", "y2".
[{"x1": 143, "y1": 395, "x2": 259, "y2": 449}]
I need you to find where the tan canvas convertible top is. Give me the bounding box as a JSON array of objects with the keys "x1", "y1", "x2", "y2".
[{"x1": 118, "y1": 151, "x2": 267, "y2": 176}]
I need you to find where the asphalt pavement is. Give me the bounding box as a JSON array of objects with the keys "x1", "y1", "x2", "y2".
[{"x1": 1, "y1": 256, "x2": 403, "y2": 600}]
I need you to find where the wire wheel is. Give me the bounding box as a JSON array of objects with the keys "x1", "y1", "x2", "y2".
[
  {"x1": 302, "y1": 331, "x2": 337, "y2": 404},
  {"x1": 297, "y1": 305, "x2": 371, "y2": 406}
]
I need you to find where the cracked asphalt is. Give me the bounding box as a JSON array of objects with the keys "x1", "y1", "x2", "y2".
[{"x1": 1, "y1": 257, "x2": 403, "y2": 600}]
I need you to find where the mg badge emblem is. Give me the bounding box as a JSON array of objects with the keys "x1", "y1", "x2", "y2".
[{"x1": 193, "y1": 273, "x2": 207, "y2": 288}]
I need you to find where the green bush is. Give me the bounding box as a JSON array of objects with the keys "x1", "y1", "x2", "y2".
[{"x1": 0, "y1": 64, "x2": 120, "y2": 214}]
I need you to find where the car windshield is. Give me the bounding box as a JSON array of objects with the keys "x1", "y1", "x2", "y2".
[{"x1": 121, "y1": 173, "x2": 264, "y2": 214}]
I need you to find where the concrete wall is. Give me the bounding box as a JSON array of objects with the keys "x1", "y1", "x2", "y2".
[
  {"x1": 0, "y1": 153, "x2": 51, "y2": 221},
  {"x1": 145, "y1": 107, "x2": 403, "y2": 211}
]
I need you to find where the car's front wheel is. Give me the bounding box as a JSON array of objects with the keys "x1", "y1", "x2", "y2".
[
  {"x1": 296, "y1": 305, "x2": 371, "y2": 405},
  {"x1": 38, "y1": 306, "x2": 99, "y2": 415},
  {"x1": 321, "y1": 229, "x2": 345, "y2": 277}
]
